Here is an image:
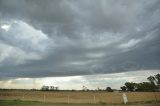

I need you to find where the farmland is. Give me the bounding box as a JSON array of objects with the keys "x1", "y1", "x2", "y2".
[
  {"x1": 0, "y1": 90, "x2": 160, "y2": 105},
  {"x1": 0, "y1": 100, "x2": 160, "y2": 106}
]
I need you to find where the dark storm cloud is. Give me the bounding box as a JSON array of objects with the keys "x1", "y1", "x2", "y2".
[{"x1": 0, "y1": 0, "x2": 160, "y2": 79}]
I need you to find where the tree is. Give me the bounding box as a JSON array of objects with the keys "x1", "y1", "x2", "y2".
[
  {"x1": 106, "y1": 87, "x2": 113, "y2": 92},
  {"x1": 135, "y1": 82, "x2": 156, "y2": 92},
  {"x1": 41, "y1": 85, "x2": 49, "y2": 91},
  {"x1": 97, "y1": 87, "x2": 102, "y2": 91},
  {"x1": 147, "y1": 76, "x2": 156, "y2": 86},
  {"x1": 155, "y1": 74, "x2": 160, "y2": 85},
  {"x1": 120, "y1": 86, "x2": 126, "y2": 91},
  {"x1": 125, "y1": 82, "x2": 136, "y2": 91},
  {"x1": 82, "y1": 86, "x2": 87, "y2": 91},
  {"x1": 120, "y1": 74, "x2": 159, "y2": 92}
]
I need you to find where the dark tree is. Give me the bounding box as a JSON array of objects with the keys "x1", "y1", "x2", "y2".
[
  {"x1": 155, "y1": 74, "x2": 160, "y2": 84},
  {"x1": 125, "y1": 82, "x2": 136, "y2": 91},
  {"x1": 120, "y1": 74, "x2": 159, "y2": 92},
  {"x1": 41, "y1": 85, "x2": 49, "y2": 91},
  {"x1": 135, "y1": 82, "x2": 156, "y2": 91},
  {"x1": 147, "y1": 76, "x2": 156, "y2": 86},
  {"x1": 120, "y1": 86, "x2": 126, "y2": 91},
  {"x1": 106, "y1": 87, "x2": 113, "y2": 92}
]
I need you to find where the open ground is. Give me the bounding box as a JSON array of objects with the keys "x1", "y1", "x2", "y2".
[
  {"x1": 0, "y1": 100, "x2": 160, "y2": 106},
  {"x1": 0, "y1": 90, "x2": 160, "y2": 105}
]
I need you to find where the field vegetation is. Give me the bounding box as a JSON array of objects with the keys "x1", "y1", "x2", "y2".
[{"x1": 0, "y1": 90, "x2": 160, "y2": 104}]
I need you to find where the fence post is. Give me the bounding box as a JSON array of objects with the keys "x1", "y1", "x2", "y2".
[
  {"x1": 99, "y1": 93, "x2": 102, "y2": 102},
  {"x1": 93, "y1": 94, "x2": 96, "y2": 104},
  {"x1": 122, "y1": 93, "x2": 128, "y2": 104},
  {"x1": 22, "y1": 93, "x2": 25, "y2": 100},
  {"x1": 153, "y1": 92, "x2": 157, "y2": 102},
  {"x1": 43, "y1": 94, "x2": 45, "y2": 103},
  {"x1": 67, "y1": 95, "x2": 70, "y2": 104}
]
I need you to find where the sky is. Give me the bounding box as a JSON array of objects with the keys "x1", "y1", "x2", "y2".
[{"x1": 0, "y1": 0, "x2": 160, "y2": 90}]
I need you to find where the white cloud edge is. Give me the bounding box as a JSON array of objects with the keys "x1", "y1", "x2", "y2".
[{"x1": 0, "y1": 70, "x2": 159, "y2": 90}]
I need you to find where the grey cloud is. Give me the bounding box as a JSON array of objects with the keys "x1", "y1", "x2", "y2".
[{"x1": 0, "y1": 0, "x2": 160, "y2": 79}]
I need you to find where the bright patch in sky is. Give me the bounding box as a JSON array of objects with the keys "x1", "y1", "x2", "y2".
[
  {"x1": 0, "y1": 70, "x2": 159, "y2": 90},
  {"x1": 0, "y1": 20, "x2": 52, "y2": 65},
  {"x1": 1, "y1": 24, "x2": 11, "y2": 31}
]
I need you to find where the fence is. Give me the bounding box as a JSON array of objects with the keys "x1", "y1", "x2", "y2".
[{"x1": 0, "y1": 91, "x2": 160, "y2": 104}]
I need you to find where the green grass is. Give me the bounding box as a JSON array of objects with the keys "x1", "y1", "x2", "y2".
[
  {"x1": 0, "y1": 100, "x2": 160, "y2": 106},
  {"x1": 0, "y1": 100, "x2": 108, "y2": 106},
  {"x1": 0, "y1": 100, "x2": 44, "y2": 106}
]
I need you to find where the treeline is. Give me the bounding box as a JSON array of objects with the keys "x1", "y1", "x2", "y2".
[
  {"x1": 1, "y1": 73, "x2": 159, "y2": 92},
  {"x1": 120, "y1": 73, "x2": 160, "y2": 92},
  {"x1": 40, "y1": 73, "x2": 160, "y2": 92},
  {"x1": 40, "y1": 73, "x2": 159, "y2": 92}
]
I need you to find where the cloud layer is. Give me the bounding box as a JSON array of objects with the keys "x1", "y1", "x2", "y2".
[
  {"x1": 0, "y1": 0, "x2": 160, "y2": 79},
  {"x1": 0, "y1": 70, "x2": 159, "y2": 89}
]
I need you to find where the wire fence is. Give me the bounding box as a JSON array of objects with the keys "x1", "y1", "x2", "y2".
[{"x1": 0, "y1": 91, "x2": 160, "y2": 104}]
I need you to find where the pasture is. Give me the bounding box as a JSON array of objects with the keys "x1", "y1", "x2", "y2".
[
  {"x1": 0, "y1": 90, "x2": 160, "y2": 105},
  {"x1": 0, "y1": 100, "x2": 160, "y2": 106}
]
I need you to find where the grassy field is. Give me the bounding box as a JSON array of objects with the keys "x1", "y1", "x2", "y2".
[
  {"x1": 0, "y1": 100, "x2": 160, "y2": 106},
  {"x1": 0, "y1": 90, "x2": 160, "y2": 104}
]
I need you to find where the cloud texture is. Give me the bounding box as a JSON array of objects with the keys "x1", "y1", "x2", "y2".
[{"x1": 0, "y1": 0, "x2": 160, "y2": 79}]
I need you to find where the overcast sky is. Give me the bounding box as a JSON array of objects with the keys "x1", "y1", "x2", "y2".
[{"x1": 0, "y1": 0, "x2": 160, "y2": 89}]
